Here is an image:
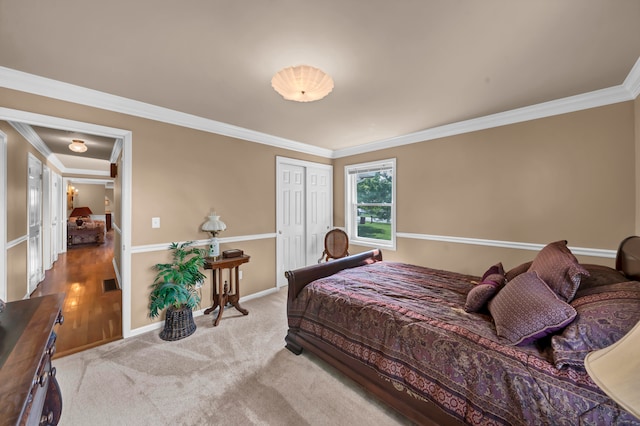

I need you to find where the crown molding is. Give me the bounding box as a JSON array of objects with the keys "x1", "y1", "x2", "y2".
[
  {"x1": 9, "y1": 121, "x2": 52, "y2": 157},
  {"x1": 62, "y1": 167, "x2": 111, "y2": 177},
  {"x1": 623, "y1": 56, "x2": 640, "y2": 99},
  {"x1": 332, "y1": 84, "x2": 635, "y2": 158},
  {"x1": 1, "y1": 57, "x2": 639, "y2": 161},
  {"x1": 110, "y1": 138, "x2": 123, "y2": 164},
  {"x1": 7, "y1": 121, "x2": 112, "y2": 175},
  {"x1": 8, "y1": 121, "x2": 67, "y2": 171},
  {"x1": 0, "y1": 66, "x2": 333, "y2": 159},
  {"x1": 67, "y1": 177, "x2": 113, "y2": 185}
]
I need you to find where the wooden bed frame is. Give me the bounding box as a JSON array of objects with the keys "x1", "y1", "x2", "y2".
[
  {"x1": 285, "y1": 238, "x2": 640, "y2": 425},
  {"x1": 285, "y1": 249, "x2": 464, "y2": 425}
]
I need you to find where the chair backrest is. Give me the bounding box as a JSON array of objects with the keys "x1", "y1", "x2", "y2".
[
  {"x1": 616, "y1": 236, "x2": 640, "y2": 280},
  {"x1": 319, "y1": 229, "x2": 349, "y2": 262}
]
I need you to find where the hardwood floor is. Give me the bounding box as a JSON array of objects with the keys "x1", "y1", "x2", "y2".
[{"x1": 31, "y1": 230, "x2": 123, "y2": 358}]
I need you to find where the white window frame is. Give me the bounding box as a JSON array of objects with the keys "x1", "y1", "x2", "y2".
[{"x1": 344, "y1": 158, "x2": 396, "y2": 250}]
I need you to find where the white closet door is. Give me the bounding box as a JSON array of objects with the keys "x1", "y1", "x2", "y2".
[
  {"x1": 276, "y1": 158, "x2": 333, "y2": 288},
  {"x1": 277, "y1": 163, "x2": 306, "y2": 286},
  {"x1": 306, "y1": 166, "x2": 332, "y2": 265}
]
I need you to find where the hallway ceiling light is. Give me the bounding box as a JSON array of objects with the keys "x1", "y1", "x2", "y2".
[
  {"x1": 271, "y1": 65, "x2": 334, "y2": 102},
  {"x1": 69, "y1": 139, "x2": 88, "y2": 153}
]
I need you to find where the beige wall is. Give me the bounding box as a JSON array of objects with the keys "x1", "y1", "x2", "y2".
[
  {"x1": 105, "y1": 188, "x2": 114, "y2": 213},
  {"x1": 334, "y1": 102, "x2": 636, "y2": 275},
  {"x1": 130, "y1": 238, "x2": 275, "y2": 329},
  {"x1": 1, "y1": 86, "x2": 637, "y2": 326},
  {"x1": 2, "y1": 121, "x2": 29, "y2": 242},
  {"x1": 1, "y1": 120, "x2": 62, "y2": 300},
  {"x1": 0, "y1": 87, "x2": 327, "y2": 327},
  {"x1": 6, "y1": 243, "x2": 27, "y2": 301},
  {"x1": 69, "y1": 182, "x2": 106, "y2": 216}
]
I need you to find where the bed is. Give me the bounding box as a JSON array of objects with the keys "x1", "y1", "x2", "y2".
[
  {"x1": 285, "y1": 238, "x2": 640, "y2": 425},
  {"x1": 67, "y1": 218, "x2": 105, "y2": 246}
]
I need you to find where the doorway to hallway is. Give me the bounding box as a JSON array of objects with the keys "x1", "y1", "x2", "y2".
[{"x1": 31, "y1": 230, "x2": 122, "y2": 358}]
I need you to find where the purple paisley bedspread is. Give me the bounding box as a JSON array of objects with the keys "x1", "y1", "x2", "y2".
[{"x1": 288, "y1": 261, "x2": 638, "y2": 425}]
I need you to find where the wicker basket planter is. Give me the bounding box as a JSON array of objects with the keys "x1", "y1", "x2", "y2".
[{"x1": 159, "y1": 305, "x2": 196, "y2": 341}]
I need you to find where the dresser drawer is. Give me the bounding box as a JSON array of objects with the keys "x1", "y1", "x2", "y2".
[{"x1": 0, "y1": 294, "x2": 65, "y2": 426}]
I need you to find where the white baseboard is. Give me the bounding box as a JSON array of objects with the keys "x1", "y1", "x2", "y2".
[{"x1": 128, "y1": 286, "x2": 281, "y2": 337}]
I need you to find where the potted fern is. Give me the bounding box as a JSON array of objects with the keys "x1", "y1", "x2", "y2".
[{"x1": 149, "y1": 241, "x2": 206, "y2": 341}]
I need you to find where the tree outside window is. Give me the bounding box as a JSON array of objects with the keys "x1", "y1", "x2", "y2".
[{"x1": 345, "y1": 159, "x2": 396, "y2": 249}]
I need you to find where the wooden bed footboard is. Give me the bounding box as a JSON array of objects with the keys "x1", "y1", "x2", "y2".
[
  {"x1": 284, "y1": 249, "x2": 382, "y2": 355},
  {"x1": 284, "y1": 249, "x2": 382, "y2": 302}
]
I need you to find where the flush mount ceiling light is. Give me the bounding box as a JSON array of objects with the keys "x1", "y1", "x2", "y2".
[
  {"x1": 68, "y1": 139, "x2": 88, "y2": 153},
  {"x1": 271, "y1": 65, "x2": 334, "y2": 102}
]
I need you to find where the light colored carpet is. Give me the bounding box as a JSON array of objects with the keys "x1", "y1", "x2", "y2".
[{"x1": 55, "y1": 288, "x2": 412, "y2": 425}]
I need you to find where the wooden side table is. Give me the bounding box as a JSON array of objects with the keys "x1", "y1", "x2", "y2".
[{"x1": 204, "y1": 255, "x2": 250, "y2": 326}]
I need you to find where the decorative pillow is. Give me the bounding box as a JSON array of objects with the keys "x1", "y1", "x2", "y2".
[
  {"x1": 551, "y1": 281, "x2": 640, "y2": 369},
  {"x1": 465, "y1": 263, "x2": 506, "y2": 313},
  {"x1": 575, "y1": 264, "x2": 628, "y2": 297},
  {"x1": 465, "y1": 282, "x2": 500, "y2": 313},
  {"x1": 527, "y1": 240, "x2": 589, "y2": 302},
  {"x1": 488, "y1": 271, "x2": 577, "y2": 345},
  {"x1": 481, "y1": 262, "x2": 505, "y2": 282},
  {"x1": 505, "y1": 261, "x2": 532, "y2": 282}
]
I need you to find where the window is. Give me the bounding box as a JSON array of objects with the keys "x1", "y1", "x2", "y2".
[{"x1": 345, "y1": 158, "x2": 396, "y2": 249}]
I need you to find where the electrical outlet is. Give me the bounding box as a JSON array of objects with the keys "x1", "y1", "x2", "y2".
[
  {"x1": 195, "y1": 279, "x2": 204, "y2": 289},
  {"x1": 151, "y1": 217, "x2": 160, "y2": 228},
  {"x1": 239, "y1": 270, "x2": 243, "y2": 280}
]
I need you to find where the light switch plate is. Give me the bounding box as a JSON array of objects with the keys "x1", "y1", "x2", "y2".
[{"x1": 152, "y1": 217, "x2": 160, "y2": 228}]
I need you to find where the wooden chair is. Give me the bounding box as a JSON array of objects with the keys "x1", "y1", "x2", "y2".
[
  {"x1": 318, "y1": 229, "x2": 349, "y2": 262},
  {"x1": 616, "y1": 235, "x2": 640, "y2": 280}
]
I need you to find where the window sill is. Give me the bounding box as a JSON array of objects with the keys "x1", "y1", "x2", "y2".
[{"x1": 350, "y1": 238, "x2": 396, "y2": 251}]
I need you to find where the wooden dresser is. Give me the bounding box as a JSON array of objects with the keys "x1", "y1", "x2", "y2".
[{"x1": 0, "y1": 294, "x2": 65, "y2": 426}]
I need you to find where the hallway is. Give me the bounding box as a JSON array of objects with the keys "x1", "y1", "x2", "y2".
[{"x1": 32, "y1": 231, "x2": 123, "y2": 358}]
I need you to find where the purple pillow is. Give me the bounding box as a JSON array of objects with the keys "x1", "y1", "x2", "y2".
[
  {"x1": 465, "y1": 282, "x2": 500, "y2": 313},
  {"x1": 551, "y1": 281, "x2": 640, "y2": 369},
  {"x1": 465, "y1": 263, "x2": 506, "y2": 312},
  {"x1": 505, "y1": 261, "x2": 532, "y2": 282},
  {"x1": 528, "y1": 240, "x2": 589, "y2": 302},
  {"x1": 488, "y1": 271, "x2": 577, "y2": 346},
  {"x1": 481, "y1": 262, "x2": 505, "y2": 282}
]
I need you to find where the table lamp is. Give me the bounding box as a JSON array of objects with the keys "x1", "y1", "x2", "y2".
[
  {"x1": 70, "y1": 206, "x2": 93, "y2": 226},
  {"x1": 584, "y1": 319, "x2": 640, "y2": 419},
  {"x1": 201, "y1": 213, "x2": 226, "y2": 259}
]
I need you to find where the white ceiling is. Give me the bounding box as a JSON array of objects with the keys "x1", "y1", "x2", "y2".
[{"x1": 1, "y1": 1, "x2": 639, "y2": 157}]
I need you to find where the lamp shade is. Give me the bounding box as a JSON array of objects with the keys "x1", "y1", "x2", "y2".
[
  {"x1": 585, "y1": 319, "x2": 640, "y2": 419},
  {"x1": 271, "y1": 65, "x2": 334, "y2": 102},
  {"x1": 202, "y1": 214, "x2": 226, "y2": 234},
  {"x1": 70, "y1": 207, "x2": 93, "y2": 217},
  {"x1": 69, "y1": 139, "x2": 88, "y2": 153}
]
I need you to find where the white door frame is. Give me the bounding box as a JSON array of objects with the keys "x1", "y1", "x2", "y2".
[
  {"x1": 276, "y1": 156, "x2": 333, "y2": 287},
  {"x1": 27, "y1": 153, "x2": 44, "y2": 295},
  {"x1": 0, "y1": 130, "x2": 6, "y2": 301},
  {"x1": 42, "y1": 165, "x2": 52, "y2": 270},
  {"x1": 51, "y1": 171, "x2": 62, "y2": 263},
  {"x1": 0, "y1": 108, "x2": 133, "y2": 337}
]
